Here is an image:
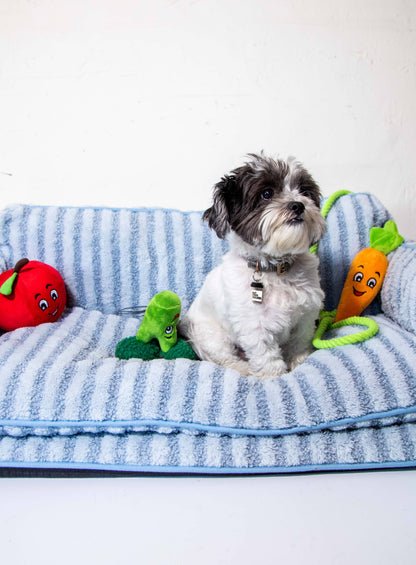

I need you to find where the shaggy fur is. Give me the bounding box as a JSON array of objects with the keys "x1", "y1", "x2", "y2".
[{"x1": 180, "y1": 153, "x2": 326, "y2": 379}]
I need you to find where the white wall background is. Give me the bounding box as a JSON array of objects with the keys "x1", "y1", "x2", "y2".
[{"x1": 1, "y1": 0, "x2": 416, "y2": 237}]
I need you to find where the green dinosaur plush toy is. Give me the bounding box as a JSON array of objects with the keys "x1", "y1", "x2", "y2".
[
  {"x1": 136, "y1": 290, "x2": 181, "y2": 352},
  {"x1": 115, "y1": 291, "x2": 197, "y2": 361}
]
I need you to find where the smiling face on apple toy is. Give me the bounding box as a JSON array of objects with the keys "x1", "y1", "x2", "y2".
[{"x1": 0, "y1": 259, "x2": 67, "y2": 331}]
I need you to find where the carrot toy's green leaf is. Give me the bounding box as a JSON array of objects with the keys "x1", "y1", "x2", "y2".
[{"x1": 369, "y1": 220, "x2": 404, "y2": 255}]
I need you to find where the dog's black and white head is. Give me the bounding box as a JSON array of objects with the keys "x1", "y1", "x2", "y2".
[{"x1": 203, "y1": 153, "x2": 326, "y2": 257}]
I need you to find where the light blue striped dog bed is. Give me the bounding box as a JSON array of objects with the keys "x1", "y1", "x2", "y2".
[{"x1": 0, "y1": 192, "x2": 415, "y2": 474}]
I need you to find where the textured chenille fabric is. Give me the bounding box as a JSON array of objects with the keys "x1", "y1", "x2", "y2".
[{"x1": 0, "y1": 193, "x2": 415, "y2": 474}]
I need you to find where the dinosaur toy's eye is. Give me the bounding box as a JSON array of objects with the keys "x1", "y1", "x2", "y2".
[
  {"x1": 353, "y1": 272, "x2": 363, "y2": 282},
  {"x1": 367, "y1": 277, "x2": 377, "y2": 289},
  {"x1": 165, "y1": 325, "x2": 173, "y2": 335},
  {"x1": 38, "y1": 299, "x2": 49, "y2": 311},
  {"x1": 50, "y1": 289, "x2": 59, "y2": 301}
]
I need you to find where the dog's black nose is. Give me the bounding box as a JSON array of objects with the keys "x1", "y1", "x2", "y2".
[{"x1": 287, "y1": 201, "x2": 305, "y2": 215}]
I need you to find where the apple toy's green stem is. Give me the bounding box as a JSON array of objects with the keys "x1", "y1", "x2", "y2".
[{"x1": 0, "y1": 258, "x2": 29, "y2": 296}]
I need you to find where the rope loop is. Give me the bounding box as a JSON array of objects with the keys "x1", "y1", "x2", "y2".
[{"x1": 313, "y1": 312, "x2": 379, "y2": 349}]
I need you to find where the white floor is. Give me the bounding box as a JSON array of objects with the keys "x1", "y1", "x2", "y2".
[{"x1": 1, "y1": 470, "x2": 415, "y2": 564}]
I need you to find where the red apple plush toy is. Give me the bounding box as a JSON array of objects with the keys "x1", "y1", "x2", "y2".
[{"x1": 0, "y1": 258, "x2": 67, "y2": 331}]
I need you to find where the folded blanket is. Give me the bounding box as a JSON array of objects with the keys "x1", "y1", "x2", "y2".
[{"x1": 0, "y1": 193, "x2": 415, "y2": 474}]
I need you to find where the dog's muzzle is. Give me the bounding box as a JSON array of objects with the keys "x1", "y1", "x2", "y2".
[{"x1": 286, "y1": 201, "x2": 305, "y2": 223}]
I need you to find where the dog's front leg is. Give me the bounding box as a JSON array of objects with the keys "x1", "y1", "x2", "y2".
[
  {"x1": 237, "y1": 333, "x2": 288, "y2": 379},
  {"x1": 283, "y1": 311, "x2": 317, "y2": 371},
  {"x1": 180, "y1": 316, "x2": 252, "y2": 376}
]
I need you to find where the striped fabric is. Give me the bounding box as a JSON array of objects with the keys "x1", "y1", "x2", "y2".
[
  {"x1": 0, "y1": 193, "x2": 415, "y2": 474},
  {"x1": 0, "y1": 205, "x2": 228, "y2": 314},
  {"x1": 1, "y1": 424, "x2": 415, "y2": 474},
  {"x1": 381, "y1": 242, "x2": 416, "y2": 335}
]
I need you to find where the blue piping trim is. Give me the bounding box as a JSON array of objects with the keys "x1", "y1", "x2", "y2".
[
  {"x1": 1, "y1": 459, "x2": 415, "y2": 475},
  {"x1": 0, "y1": 405, "x2": 415, "y2": 437}
]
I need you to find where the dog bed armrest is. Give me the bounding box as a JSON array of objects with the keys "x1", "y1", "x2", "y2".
[{"x1": 381, "y1": 242, "x2": 416, "y2": 334}]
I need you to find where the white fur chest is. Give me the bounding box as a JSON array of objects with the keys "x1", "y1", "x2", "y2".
[{"x1": 215, "y1": 251, "x2": 324, "y2": 336}]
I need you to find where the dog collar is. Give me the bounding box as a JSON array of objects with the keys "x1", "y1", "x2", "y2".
[{"x1": 247, "y1": 256, "x2": 294, "y2": 276}]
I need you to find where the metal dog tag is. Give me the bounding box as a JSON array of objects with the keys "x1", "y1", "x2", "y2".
[
  {"x1": 251, "y1": 263, "x2": 264, "y2": 303},
  {"x1": 251, "y1": 281, "x2": 264, "y2": 303}
]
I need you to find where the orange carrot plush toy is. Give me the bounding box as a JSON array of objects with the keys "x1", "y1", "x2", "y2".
[
  {"x1": 313, "y1": 219, "x2": 404, "y2": 349},
  {"x1": 334, "y1": 220, "x2": 403, "y2": 322}
]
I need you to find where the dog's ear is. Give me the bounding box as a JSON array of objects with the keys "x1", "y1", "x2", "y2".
[
  {"x1": 203, "y1": 175, "x2": 236, "y2": 239},
  {"x1": 297, "y1": 169, "x2": 321, "y2": 208}
]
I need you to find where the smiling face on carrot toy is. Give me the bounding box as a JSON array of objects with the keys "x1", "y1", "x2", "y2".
[
  {"x1": 334, "y1": 248, "x2": 388, "y2": 322},
  {"x1": 334, "y1": 221, "x2": 403, "y2": 323}
]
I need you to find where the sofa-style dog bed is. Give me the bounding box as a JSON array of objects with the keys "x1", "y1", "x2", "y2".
[{"x1": 0, "y1": 192, "x2": 415, "y2": 475}]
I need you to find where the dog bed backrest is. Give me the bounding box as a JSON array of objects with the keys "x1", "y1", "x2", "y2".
[
  {"x1": 0, "y1": 205, "x2": 228, "y2": 314},
  {"x1": 0, "y1": 193, "x2": 391, "y2": 315}
]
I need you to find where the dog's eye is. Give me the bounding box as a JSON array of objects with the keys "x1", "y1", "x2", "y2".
[{"x1": 261, "y1": 189, "x2": 273, "y2": 200}]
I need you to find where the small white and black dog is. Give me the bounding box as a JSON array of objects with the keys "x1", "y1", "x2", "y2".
[{"x1": 180, "y1": 153, "x2": 326, "y2": 379}]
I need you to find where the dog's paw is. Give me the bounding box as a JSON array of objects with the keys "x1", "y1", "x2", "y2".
[
  {"x1": 288, "y1": 351, "x2": 311, "y2": 371},
  {"x1": 231, "y1": 361, "x2": 252, "y2": 377},
  {"x1": 251, "y1": 359, "x2": 288, "y2": 380}
]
